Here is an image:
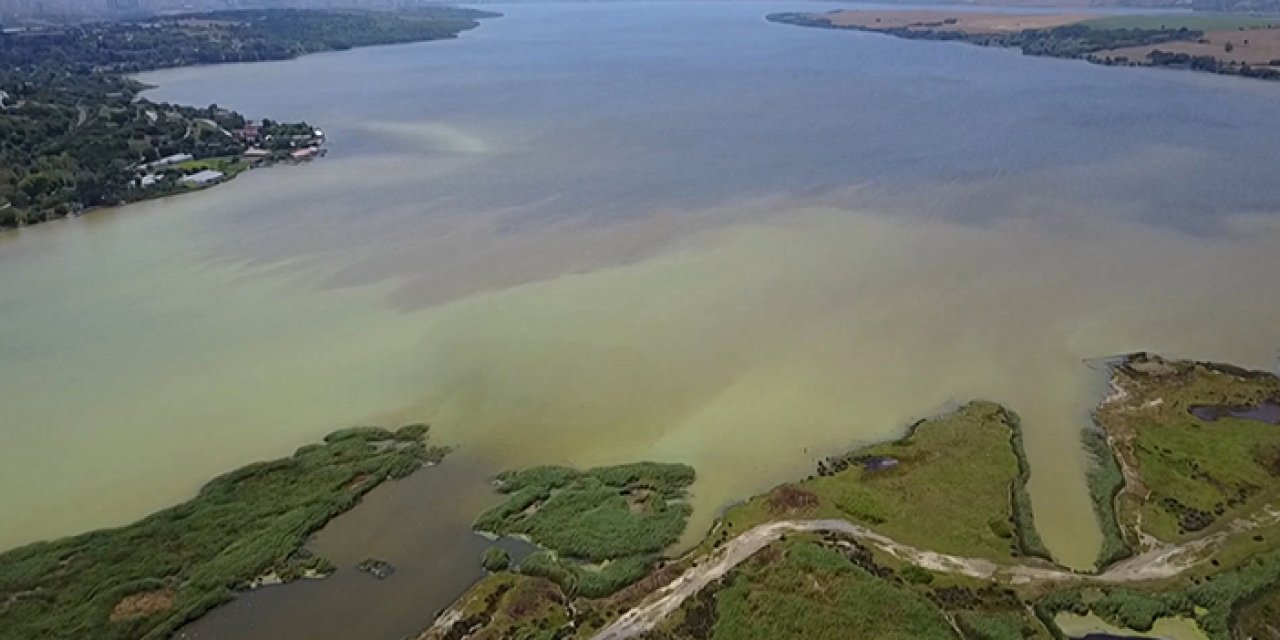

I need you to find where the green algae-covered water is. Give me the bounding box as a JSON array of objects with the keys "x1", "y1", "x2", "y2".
[{"x1": 3, "y1": 3, "x2": 1280, "y2": 638}]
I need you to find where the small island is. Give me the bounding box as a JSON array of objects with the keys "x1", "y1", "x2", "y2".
[
  {"x1": 0, "y1": 7, "x2": 497, "y2": 229},
  {"x1": 420, "y1": 353, "x2": 1280, "y2": 640},
  {"x1": 768, "y1": 10, "x2": 1280, "y2": 83}
]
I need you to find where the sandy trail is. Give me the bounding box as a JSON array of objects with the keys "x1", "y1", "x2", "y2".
[{"x1": 590, "y1": 513, "x2": 1271, "y2": 640}]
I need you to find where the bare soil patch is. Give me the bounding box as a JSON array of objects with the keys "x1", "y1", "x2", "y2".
[
  {"x1": 624, "y1": 488, "x2": 654, "y2": 513},
  {"x1": 344, "y1": 473, "x2": 372, "y2": 490},
  {"x1": 109, "y1": 588, "x2": 175, "y2": 621},
  {"x1": 765, "y1": 484, "x2": 819, "y2": 516},
  {"x1": 1097, "y1": 28, "x2": 1280, "y2": 66}
]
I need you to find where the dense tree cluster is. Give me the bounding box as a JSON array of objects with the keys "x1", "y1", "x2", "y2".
[
  {"x1": 1146, "y1": 48, "x2": 1280, "y2": 78},
  {"x1": 806, "y1": 22, "x2": 1207, "y2": 60},
  {"x1": 0, "y1": 7, "x2": 493, "y2": 228}
]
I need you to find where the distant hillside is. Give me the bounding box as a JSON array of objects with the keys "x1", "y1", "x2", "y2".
[
  {"x1": 1, "y1": 0, "x2": 461, "y2": 22},
  {"x1": 4, "y1": 0, "x2": 1272, "y2": 23},
  {"x1": 1193, "y1": 0, "x2": 1280, "y2": 11}
]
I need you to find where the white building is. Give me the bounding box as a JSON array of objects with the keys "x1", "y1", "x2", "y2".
[
  {"x1": 179, "y1": 170, "x2": 225, "y2": 186},
  {"x1": 148, "y1": 153, "x2": 194, "y2": 169}
]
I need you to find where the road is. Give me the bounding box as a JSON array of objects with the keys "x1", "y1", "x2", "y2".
[{"x1": 589, "y1": 512, "x2": 1276, "y2": 640}]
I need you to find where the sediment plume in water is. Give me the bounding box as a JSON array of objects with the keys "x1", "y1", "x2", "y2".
[
  {"x1": 404, "y1": 193, "x2": 1280, "y2": 569},
  {"x1": 2, "y1": 178, "x2": 1279, "y2": 570}
]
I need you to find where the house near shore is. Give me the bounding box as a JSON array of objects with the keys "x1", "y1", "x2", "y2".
[
  {"x1": 233, "y1": 122, "x2": 262, "y2": 142},
  {"x1": 179, "y1": 169, "x2": 225, "y2": 186},
  {"x1": 244, "y1": 147, "x2": 271, "y2": 158}
]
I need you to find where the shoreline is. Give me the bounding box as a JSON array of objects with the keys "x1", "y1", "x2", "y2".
[
  {"x1": 0, "y1": 7, "x2": 499, "y2": 233},
  {"x1": 767, "y1": 10, "x2": 1280, "y2": 84},
  {"x1": 421, "y1": 353, "x2": 1280, "y2": 640}
]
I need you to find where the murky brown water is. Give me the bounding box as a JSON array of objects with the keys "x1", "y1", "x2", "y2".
[
  {"x1": 3, "y1": 3, "x2": 1280, "y2": 638},
  {"x1": 175, "y1": 449, "x2": 537, "y2": 640}
]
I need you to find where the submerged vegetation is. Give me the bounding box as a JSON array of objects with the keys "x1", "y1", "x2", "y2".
[{"x1": 0, "y1": 424, "x2": 445, "y2": 640}]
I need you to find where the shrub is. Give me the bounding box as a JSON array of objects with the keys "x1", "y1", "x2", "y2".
[
  {"x1": 474, "y1": 462, "x2": 695, "y2": 563},
  {"x1": 481, "y1": 547, "x2": 511, "y2": 572},
  {"x1": 901, "y1": 565, "x2": 935, "y2": 585}
]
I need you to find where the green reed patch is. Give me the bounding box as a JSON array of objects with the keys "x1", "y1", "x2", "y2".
[{"x1": 0, "y1": 425, "x2": 446, "y2": 640}]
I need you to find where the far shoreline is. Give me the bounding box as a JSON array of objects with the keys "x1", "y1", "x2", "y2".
[{"x1": 767, "y1": 9, "x2": 1280, "y2": 84}]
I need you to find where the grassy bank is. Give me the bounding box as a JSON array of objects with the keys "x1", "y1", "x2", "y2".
[
  {"x1": 1008, "y1": 412, "x2": 1054, "y2": 561},
  {"x1": 1094, "y1": 354, "x2": 1280, "y2": 545},
  {"x1": 422, "y1": 356, "x2": 1280, "y2": 640},
  {"x1": 1082, "y1": 428, "x2": 1133, "y2": 570},
  {"x1": 718, "y1": 401, "x2": 1049, "y2": 563},
  {"x1": 645, "y1": 534, "x2": 1053, "y2": 640},
  {"x1": 0, "y1": 424, "x2": 446, "y2": 640}
]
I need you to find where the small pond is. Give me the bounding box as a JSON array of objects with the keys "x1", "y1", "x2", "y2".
[
  {"x1": 1189, "y1": 400, "x2": 1280, "y2": 425},
  {"x1": 1055, "y1": 612, "x2": 1207, "y2": 640}
]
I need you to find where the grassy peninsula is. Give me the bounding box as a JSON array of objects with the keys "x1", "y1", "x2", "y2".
[
  {"x1": 421, "y1": 355, "x2": 1280, "y2": 640},
  {"x1": 717, "y1": 401, "x2": 1050, "y2": 562},
  {"x1": 0, "y1": 424, "x2": 446, "y2": 640},
  {"x1": 0, "y1": 7, "x2": 496, "y2": 229},
  {"x1": 768, "y1": 10, "x2": 1280, "y2": 83}
]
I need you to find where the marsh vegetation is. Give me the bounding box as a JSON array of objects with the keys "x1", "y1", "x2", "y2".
[
  {"x1": 425, "y1": 355, "x2": 1280, "y2": 640},
  {"x1": 722, "y1": 401, "x2": 1049, "y2": 563},
  {"x1": 474, "y1": 462, "x2": 695, "y2": 598},
  {"x1": 0, "y1": 424, "x2": 445, "y2": 640}
]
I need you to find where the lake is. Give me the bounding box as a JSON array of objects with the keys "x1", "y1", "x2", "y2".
[{"x1": 2, "y1": 2, "x2": 1280, "y2": 637}]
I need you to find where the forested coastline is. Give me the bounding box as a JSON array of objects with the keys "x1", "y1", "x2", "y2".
[{"x1": 0, "y1": 7, "x2": 497, "y2": 229}]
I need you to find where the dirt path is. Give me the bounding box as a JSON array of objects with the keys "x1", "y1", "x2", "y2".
[{"x1": 590, "y1": 513, "x2": 1263, "y2": 640}]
